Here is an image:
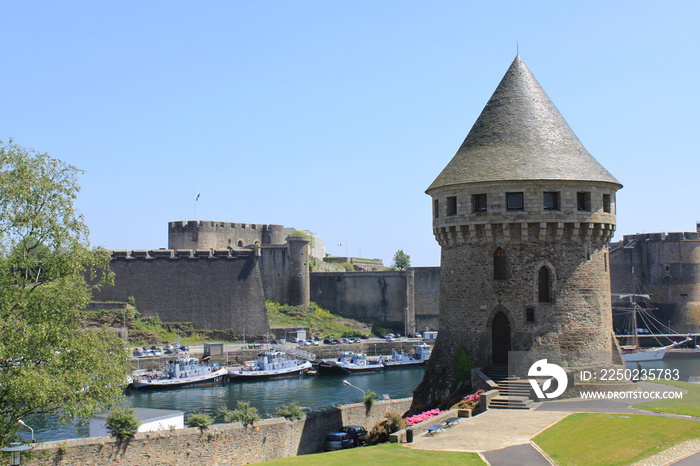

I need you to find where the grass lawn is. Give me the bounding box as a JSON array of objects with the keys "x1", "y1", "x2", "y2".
[
  {"x1": 534, "y1": 413, "x2": 700, "y2": 465},
  {"x1": 634, "y1": 379, "x2": 700, "y2": 417},
  {"x1": 261, "y1": 443, "x2": 485, "y2": 465}
]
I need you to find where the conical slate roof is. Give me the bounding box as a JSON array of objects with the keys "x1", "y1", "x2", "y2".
[{"x1": 427, "y1": 56, "x2": 621, "y2": 192}]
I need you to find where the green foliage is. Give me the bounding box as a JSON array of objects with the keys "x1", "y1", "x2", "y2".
[
  {"x1": 363, "y1": 390, "x2": 376, "y2": 409},
  {"x1": 274, "y1": 401, "x2": 305, "y2": 421},
  {"x1": 451, "y1": 345, "x2": 474, "y2": 392},
  {"x1": 186, "y1": 412, "x2": 213, "y2": 430},
  {"x1": 266, "y1": 301, "x2": 370, "y2": 338},
  {"x1": 366, "y1": 412, "x2": 408, "y2": 445},
  {"x1": 218, "y1": 401, "x2": 261, "y2": 428},
  {"x1": 339, "y1": 262, "x2": 356, "y2": 272},
  {"x1": 105, "y1": 407, "x2": 141, "y2": 440},
  {"x1": 0, "y1": 140, "x2": 129, "y2": 446},
  {"x1": 391, "y1": 250, "x2": 411, "y2": 271}
]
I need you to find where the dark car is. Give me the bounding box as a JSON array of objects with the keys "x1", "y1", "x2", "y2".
[
  {"x1": 323, "y1": 432, "x2": 354, "y2": 451},
  {"x1": 340, "y1": 425, "x2": 367, "y2": 447}
]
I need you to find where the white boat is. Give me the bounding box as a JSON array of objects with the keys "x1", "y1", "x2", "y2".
[
  {"x1": 616, "y1": 293, "x2": 692, "y2": 362},
  {"x1": 227, "y1": 350, "x2": 312, "y2": 380},
  {"x1": 382, "y1": 343, "x2": 431, "y2": 368},
  {"x1": 317, "y1": 351, "x2": 384, "y2": 375},
  {"x1": 132, "y1": 358, "x2": 227, "y2": 389}
]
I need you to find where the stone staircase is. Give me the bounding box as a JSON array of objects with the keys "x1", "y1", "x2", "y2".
[{"x1": 483, "y1": 365, "x2": 536, "y2": 410}]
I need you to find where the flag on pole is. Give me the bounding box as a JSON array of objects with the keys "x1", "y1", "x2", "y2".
[{"x1": 195, "y1": 193, "x2": 201, "y2": 201}]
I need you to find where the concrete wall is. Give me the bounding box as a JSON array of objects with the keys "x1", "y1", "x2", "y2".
[
  {"x1": 92, "y1": 249, "x2": 269, "y2": 335},
  {"x1": 22, "y1": 398, "x2": 412, "y2": 466},
  {"x1": 310, "y1": 268, "x2": 440, "y2": 334}
]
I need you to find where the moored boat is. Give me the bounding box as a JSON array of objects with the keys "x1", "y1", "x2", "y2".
[
  {"x1": 316, "y1": 351, "x2": 384, "y2": 375},
  {"x1": 131, "y1": 358, "x2": 227, "y2": 389},
  {"x1": 227, "y1": 350, "x2": 313, "y2": 381},
  {"x1": 382, "y1": 343, "x2": 431, "y2": 368}
]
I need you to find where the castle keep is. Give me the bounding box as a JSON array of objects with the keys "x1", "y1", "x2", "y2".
[{"x1": 415, "y1": 56, "x2": 622, "y2": 404}]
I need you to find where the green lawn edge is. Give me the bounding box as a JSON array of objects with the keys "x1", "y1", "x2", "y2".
[
  {"x1": 633, "y1": 379, "x2": 700, "y2": 417},
  {"x1": 261, "y1": 442, "x2": 485, "y2": 465},
  {"x1": 534, "y1": 413, "x2": 700, "y2": 466}
]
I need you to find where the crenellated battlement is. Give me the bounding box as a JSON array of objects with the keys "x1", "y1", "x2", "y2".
[
  {"x1": 110, "y1": 248, "x2": 254, "y2": 260},
  {"x1": 622, "y1": 231, "x2": 700, "y2": 244},
  {"x1": 168, "y1": 220, "x2": 284, "y2": 232}
]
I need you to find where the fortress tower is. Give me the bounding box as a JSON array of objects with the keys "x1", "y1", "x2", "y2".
[{"x1": 416, "y1": 56, "x2": 622, "y2": 404}]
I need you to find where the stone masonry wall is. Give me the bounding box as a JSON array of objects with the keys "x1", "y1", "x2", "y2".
[
  {"x1": 310, "y1": 268, "x2": 440, "y2": 334},
  {"x1": 21, "y1": 398, "x2": 412, "y2": 466},
  {"x1": 92, "y1": 250, "x2": 269, "y2": 335}
]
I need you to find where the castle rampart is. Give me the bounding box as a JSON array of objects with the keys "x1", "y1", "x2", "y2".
[
  {"x1": 92, "y1": 249, "x2": 269, "y2": 335},
  {"x1": 610, "y1": 226, "x2": 700, "y2": 332}
]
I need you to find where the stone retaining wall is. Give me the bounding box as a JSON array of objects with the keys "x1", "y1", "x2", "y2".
[{"x1": 21, "y1": 398, "x2": 412, "y2": 466}]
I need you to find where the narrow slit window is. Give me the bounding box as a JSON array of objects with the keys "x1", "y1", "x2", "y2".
[
  {"x1": 494, "y1": 248, "x2": 507, "y2": 280},
  {"x1": 433, "y1": 199, "x2": 439, "y2": 219},
  {"x1": 538, "y1": 266, "x2": 552, "y2": 302},
  {"x1": 603, "y1": 194, "x2": 611, "y2": 213}
]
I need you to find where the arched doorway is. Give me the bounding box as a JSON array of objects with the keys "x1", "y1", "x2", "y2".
[{"x1": 491, "y1": 311, "x2": 511, "y2": 365}]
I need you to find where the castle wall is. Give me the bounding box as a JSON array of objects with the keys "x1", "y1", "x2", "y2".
[
  {"x1": 168, "y1": 220, "x2": 285, "y2": 249},
  {"x1": 610, "y1": 231, "x2": 700, "y2": 331},
  {"x1": 92, "y1": 249, "x2": 269, "y2": 335},
  {"x1": 310, "y1": 268, "x2": 440, "y2": 333}
]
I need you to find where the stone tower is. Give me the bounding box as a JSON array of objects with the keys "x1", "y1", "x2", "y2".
[{"x1": 416, "y1": 56, "x2": 622, "y2": 405}]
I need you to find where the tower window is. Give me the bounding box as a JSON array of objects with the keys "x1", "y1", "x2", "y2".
[
  {"x1": 494, "y1": 248, "x2": 507, "y2": 280},
  {"x1": 538, "y1": 266, "x2": 552, "y2": 302},
  {"x1": 446, "y1": 196, "x2": 457, "y2": 216},
  {"x1": 526, "y1": 307, "x2": 535, "y2": 322},
  {"x1": 543, "y1": 192, "x2": 560, "y2": 210},
  {"x1": 577, "y1": 192, "x2": 591, "y2": 211},
  {"x1": 433, "y1": 199, "x2": 439, "y2": 219},
  {"x1": 473, "y1": 194, "x2": 487, "y2": 212},
  {"x1": 506, "y1": 192, "x2": 524, "y2": 211},
  {"x1": 603, "y1": 194, "x2": 611, "y2": 213}
]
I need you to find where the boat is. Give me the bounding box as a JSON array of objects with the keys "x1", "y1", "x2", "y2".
[
  {"x1": 615, "y1": 293, "x2": 692, "y2": 362},
  {"x1": 316, "y1": 351, "x2": 384, "y2": 375},
  {"x1": 382, "y1": 343, "x2": 431, "y2": 369},
  {"x1": 226, "y1": 350, "x2": 313, "y2": 380},
  {"x1": 131, "y1": 358, "x2": 228, "y2": 389}
]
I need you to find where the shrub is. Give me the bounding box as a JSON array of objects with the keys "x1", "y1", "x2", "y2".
[
  {"x1": 363, "y1": 390, "x2": 376, "y2": 409},
  {"x1": 105, "y1": 407, "x2": 141, "y2": 440},
  {"x1": 451, "y1": 389, "x2": 485, "y2": 410},
  {"x1": 218, "y1": 401, "x2": 261, "y2": 428},
  {"x1": 366, "y1": 412, "x2": 408, "y2": 445},
  {"x1": 274, "y1": 402, "x2": 304, "y2": 421},
  {"x1": 187, "y1": 412, "x2": 214, "y2": 431}
]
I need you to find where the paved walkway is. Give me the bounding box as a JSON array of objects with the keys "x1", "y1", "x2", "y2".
[{"x1": 403, "y1": 382, "x2": 700, "y2": 465}]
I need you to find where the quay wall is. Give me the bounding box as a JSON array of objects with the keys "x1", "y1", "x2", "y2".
[{"x1": 22, "y1": 398, "x2": 412, "y2": 466}]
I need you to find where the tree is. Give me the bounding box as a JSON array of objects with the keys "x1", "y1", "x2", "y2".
[
  {"x1": 392, "y1": 250, "x2": 411, "y2": 271},
  {"x1": 0, "y1": 140, "x2": 129, "y2": 446}
]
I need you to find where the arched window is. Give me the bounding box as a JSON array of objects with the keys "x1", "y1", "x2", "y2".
[
  {"x1": 494, "y1": 248, "x2": 506, "y2": 280},
  {"x1": 538, "y1": 266, "x2": 551, "y2": 302}
]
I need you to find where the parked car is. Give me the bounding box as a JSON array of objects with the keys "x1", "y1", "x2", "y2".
[
  {"x1": 323, "y1": 339, "x2": 333, "y2": 345},
  {"x1": 340, "y1": 425, "x2": 367, "y2": 447},
  {"x1": 132, "y1": 348, "x2": 144, "y2": 358},
  {"x1": 179, "y1": 345, "x2": 190, "y2": 352},
  {"x1": 323, "y1": 432, "x2": 354, "y2": 451}
]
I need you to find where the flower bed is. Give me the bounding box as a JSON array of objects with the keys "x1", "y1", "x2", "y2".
[{"x1": 405, "y1": 408, "x2": 442, "y2": 426}]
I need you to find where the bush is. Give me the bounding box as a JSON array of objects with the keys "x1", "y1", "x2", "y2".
[
  {"x1": 274, "y1": 402, "x2": 304, "y2": 421},
  {"x1": 105, "y1": 407, "x2": 141, "y2": 440},
  {"x1": 218, "y1": 401, "x2": 261, "y2": 428},
  {"x1": 366, "y1": 412, "x2": 408, "y2": 445},
  {"x1": 363, "y1": 390, "x2": 376, "y2": 409},
  {"x1": 187, "y1": 412, "x2": 214, "y2": 431}
]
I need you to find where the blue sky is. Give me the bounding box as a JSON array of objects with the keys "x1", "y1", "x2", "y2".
[{"x1": 2, "y1": 1, "x2": 698, "y2": 266}]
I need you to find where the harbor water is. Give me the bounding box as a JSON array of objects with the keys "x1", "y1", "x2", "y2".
[
  {"x1": 23, "y1": 367, "x2": 426, "y2": 443},
  {"x1": 20, "y1": 355, "x2": 700, "y2": 444}
]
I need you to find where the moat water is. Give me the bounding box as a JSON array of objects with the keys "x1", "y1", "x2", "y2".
[{"x1": 21, "y1": 356, "x2": 700, "y2": 443}]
